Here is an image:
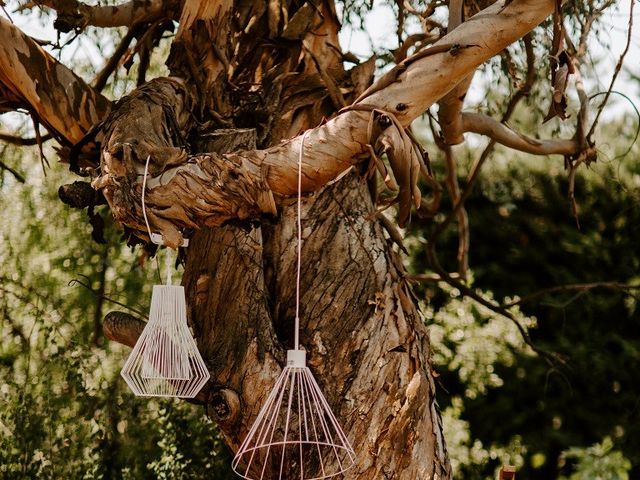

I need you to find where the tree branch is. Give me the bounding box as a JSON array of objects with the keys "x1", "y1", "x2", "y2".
[
  {"x1": 0, "y1": 131, "x2": 52, "y2": 146},
  {"x1": 95, "y1": 0, "x2": 560, "y2": 245},
  {"x1": 103, "y1": 311, "x2": 146, "y2": 348},
  {"x1": 586, "y1": 0, "x2": 634, "y2": 141},
  {"x1": 30, "y1": 0, "x2": 178, "y2": 30},
  {"x1": 0, "y1": 17, "x2": 110, "y2": 145},
  {"x1": 93, "y1": 26, "x2": 140, "y2": 91},
  {"x1": 461, "y1": 112, "x2": 580, "y2": 156},
  {"x1": 442, "y1": 146, "x2": 469, "y2": 276},
  {"x1": 0, "y1": 159, "x2": 25, "y2": 183},
  {"x1": 503, "y1": 281, "x2": 640, "y2": 308},
  {"x1": 428, "y1": 34, "x2": 536, "y2": 252}
]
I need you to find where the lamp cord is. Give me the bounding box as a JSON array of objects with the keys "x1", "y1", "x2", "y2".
[
  {"x1": 142, "y1": 154, "x2": 171, "y2": 285},
  {"x1": 295, "y1": 131, "x2": 310, "y2": 350}
]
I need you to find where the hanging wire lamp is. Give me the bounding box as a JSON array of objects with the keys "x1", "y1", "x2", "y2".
[
  {"x1": 120, "y1": 156, "x2": 210, "y2": 398},
  {"x1": 231, "y1": 132, "x2": 356, "y2": 479}
]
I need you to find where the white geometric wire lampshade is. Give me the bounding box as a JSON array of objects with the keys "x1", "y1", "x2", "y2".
[
  {"x1": 232, "y1": 350, "x2": 355, "y2": 480},
  {"x1": 121, "y1": 285, "x2": 210, "y2": 398}
]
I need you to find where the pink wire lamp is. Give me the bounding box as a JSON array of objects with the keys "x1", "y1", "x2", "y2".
[{"x1": 231, "y1": 132, "x2": 356, "y2": 479}]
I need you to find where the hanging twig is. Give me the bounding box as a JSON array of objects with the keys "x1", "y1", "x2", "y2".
[
  {"x1": 68, "y1": 278, "x2": 147, "y2": 318},
  {"x1": 31, "y1": 115, "x2": 49, "y2": 175},
  {"x1": 376, "y1": 211, "x2": 408, "y2": 254},
  {"x1": 503, "y1": 281, "x2": 640, "y2": 307},
  {"x1": 0, "y1": 2, "x2": 13, "y2": 23},
  {"x1": 567, "y1": 155, "x2": 584, "y2": 229},
  {"x1": 442, "y1": 145, "x2": 469, "y2": 277},
  {"x1": 586, "y1": 0, "x2": 634, "y2": 141}
]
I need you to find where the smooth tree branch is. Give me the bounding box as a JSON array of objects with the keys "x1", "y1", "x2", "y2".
[
  {"x1": 0, "y1": 17, "x2": 110, "y2": 144},
  {"x1": 461, "y1": 112, "x2": 580, "y2": 156}
]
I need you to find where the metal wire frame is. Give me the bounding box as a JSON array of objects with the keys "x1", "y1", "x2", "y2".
[
  {"x1": 232, "y1": 350, "x2": 356, "y2": 480},
  {"x1": 121, "y1": 284, "x2": 210, "y2": 398}
]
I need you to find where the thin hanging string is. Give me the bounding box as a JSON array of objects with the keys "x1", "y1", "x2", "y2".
[
  {"x1": 165, "y1": 249, "x2": 172, "y2": 285},
  {"x1": 142, "y1": 154, "x2": 172, "y2": 286},
  {"x1": 295, "y1": 131, "x2": 310, "y2": 351},
  {"x1": 141, "y1": 154, "x2": 154, "y2": 242}
]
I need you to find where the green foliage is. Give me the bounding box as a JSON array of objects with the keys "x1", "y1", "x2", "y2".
[
  {"x1": 429, "y1": 286, "x2": 535, "y2": 478},
  {"x1": 409, "y1": 126, "x2": 640, "y2": 479},
  {"x1": 0, "y1": 149, "x2": 232, "y2": 479},
  {"x1": 426, "y1": 284, "x2": 536, "y2": 399},
  {"x1": 560, "y1": 437, "x2": 631, "y2": 480}
]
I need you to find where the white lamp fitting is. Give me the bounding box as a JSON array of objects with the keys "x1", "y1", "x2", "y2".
[{"x1": 121, "y1": 284, "x2": 210, "y2": 398}]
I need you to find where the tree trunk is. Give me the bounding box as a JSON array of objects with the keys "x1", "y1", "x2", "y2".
[
  {"x1": 162, "y1": 1, "x2": 450, "y2": 471},
  {"x1": 182, "y1": 128, "x2": 449, "y2": 478}
]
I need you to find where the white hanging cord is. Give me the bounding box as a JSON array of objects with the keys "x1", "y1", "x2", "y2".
[
  {"x1": 295, "y1": 131, "x2": 310, "y2": 351},
  {"x1": 141, "y1": 154, "x2": 154, "y2": 243},
  {"x1": 165, "y1": 249, "x2": 172, "y2": 285},
  {"x1": 142, "y1": 154, "x2": 172, "y2": 286}
]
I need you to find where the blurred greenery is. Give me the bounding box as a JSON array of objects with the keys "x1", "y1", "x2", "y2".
[
  {"x1": 408, "y1": 114, "x2": 640, "y2": 479},
  {"x1": 2, "y1": 127, "x2": 636, "y2": 478}
]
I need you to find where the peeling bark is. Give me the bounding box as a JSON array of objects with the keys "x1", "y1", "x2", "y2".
[
  {"x1": 32, "y1": 0, "x2": 180, "y2": 30},
  {"x1": 259, "y1": 173, "x2": 449, "y2": 478},
  {"x1": 92, "y1": 0, "x2": 560, "y2": 247}
]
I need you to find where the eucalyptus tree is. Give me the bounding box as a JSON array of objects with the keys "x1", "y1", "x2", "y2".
[{"x1": 0, "y1": 0, "x2": 631, "y2": 477}]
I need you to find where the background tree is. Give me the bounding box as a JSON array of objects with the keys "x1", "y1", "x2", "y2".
[
  {"x1": 410, "y1": 116, "x2": 640, "y2": 478},
  {"x1": 0, "y1": 0, "x2": 636, "y2": 478}
]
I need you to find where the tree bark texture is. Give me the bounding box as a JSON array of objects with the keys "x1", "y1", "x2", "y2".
[{"x1": 183, "y1": 166, "x2": 449, "y2": 478}]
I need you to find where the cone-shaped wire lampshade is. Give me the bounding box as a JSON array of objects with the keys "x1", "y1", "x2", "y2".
[
  {"x1": 232, "y1": 350, "x2": 355, "y2": 480},
  {"x1": 121, "y1": 285, "x2": 210, "y2": 398}
]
